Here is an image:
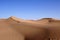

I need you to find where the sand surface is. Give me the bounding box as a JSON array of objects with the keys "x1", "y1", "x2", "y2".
[{"x1": 0, "y1": 16, "x2": 60, "y2": 40}]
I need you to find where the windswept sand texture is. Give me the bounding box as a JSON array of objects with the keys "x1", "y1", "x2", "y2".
[{"x1": 0, "y1": 16, "x2": 60, "y2": 40}]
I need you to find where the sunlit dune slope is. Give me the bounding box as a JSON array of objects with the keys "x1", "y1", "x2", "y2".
[
  {"x1": 7, "y1": 16, "x2": 60, "y2": 27},
  {"x1": 0, "y1": 16, "x2": 60, "y2": 40}
]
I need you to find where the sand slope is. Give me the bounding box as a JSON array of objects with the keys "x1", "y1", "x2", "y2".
[{"x1": 0, "y1": 16, "x2": 60, "y2": 40}]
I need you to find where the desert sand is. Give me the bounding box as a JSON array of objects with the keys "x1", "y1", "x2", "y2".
[{"x1": 0, "y1": 16, "x2": 60, "y2": 40}]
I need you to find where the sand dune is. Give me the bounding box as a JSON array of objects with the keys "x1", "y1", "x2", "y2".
[{"x1": 0, "y1": 16, "x2": 60, "y2": 40}]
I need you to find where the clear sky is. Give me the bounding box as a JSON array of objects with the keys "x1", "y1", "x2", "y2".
[{"x1": 0, "y1": 0, "x2": 60, "y2": 19}]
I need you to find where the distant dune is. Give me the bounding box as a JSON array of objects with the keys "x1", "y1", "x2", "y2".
[{"x1": 0, "y1": 16, "x2": 60, "y2": 40}]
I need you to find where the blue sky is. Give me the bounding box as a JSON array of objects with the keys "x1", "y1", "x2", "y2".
[{"x1": 0, "y1": 0, "x2": 60, "y2": 19}]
